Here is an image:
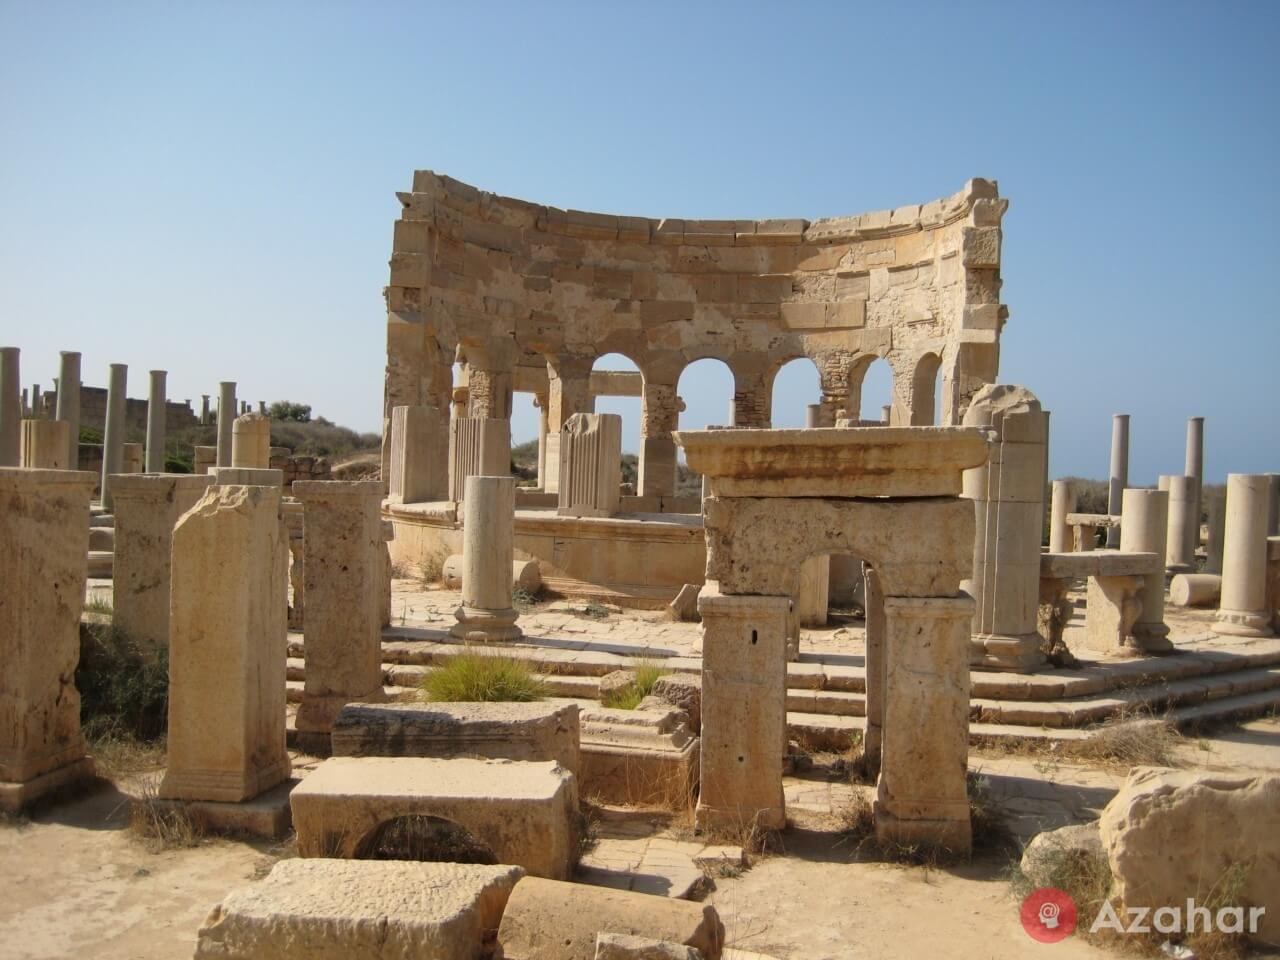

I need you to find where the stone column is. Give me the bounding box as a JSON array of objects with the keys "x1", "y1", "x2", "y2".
[
  {"x1": 880, "y1": 404, "x2": 891, "y2": 424},
  {"x1": 0, "y1": 468, "x2": 97, "y2": 812},
  {"x1": 1206, "y1": 488, "x2": 1227, "y2": 574},
  {"x1": 30, "y1": 384, "x2": 42, "y2": 419},
  {"x1": 56, "y1": 351, "x2": 81, "y2": 469},
  {"x1": 804, "y1": 404, "x2": 821, "y2": 428},
  {"x1": 875, "y1": 594, "x2": 973, "y2": 854},
  {"x1": 216, "y1": 381, "x2": 237, "y2": 467},
  {"x1": 1185, "y1": 417, "x2": 1204, "y2": 550},
  {"x1": 695, "y1": 588, "x2": 789, "y2": 835},
  {"x1": 100, "y1": 363, "x2": 127, "y2": 509},
  {"x1": 20, "y1": 420, "x2": 70, "y2": 469},
  {"x1": 534, "y1": 393, "x2": 549, "y2": 489},
  {"x1": 962, "y1": 385, "x2": 1047, "y2": 672},
  {"x1": 1106, "y1": 414, "x2": 1129, "y2": 547},
  {"x1": 451, "y1": 475, "x2": 521, "y2": 641},
  {"x1": 1049, "y1": 480, "x2": 1076, "y2": 554},
  {"x1": 545, "y1": 360, "x2": 593, "y2": 495},
  {"x1": 145, "y1": 369, "x2": 167, "y2": 473},
  {"x1": 448, "y1": 417, "x2": 511, "y2": 501},
  {"x1": 639, "y1": 381, "x2": 678, "y2": 498},
  {"x1": 232, "y1": 412, "x2": 271, "y2": 469},
  {"x1": 1216, "y1": 474, "x2": 1275, "y2": 637},
  {"x1": 796, "y1": 555, "x2": 830, "y2": 626},
  {"x1": 861, "y1": 566, "x2": 885, "y2": 775},
  {"x1": 161, "y1": 484, "x2": 291, "y2": 802},
  {"x1": 293, "y1": 481, "x2": 388, "y2": 752},
  {"x1": 111, "y1": 474, "x2": 215, "y2": 654},
  {"x1": 557, "y1": 413, "x2": 622, "y2": 518},
  {"x1": 0, "y1": 346, "x2": 21, "y2": 467},
  {"x1": 200, "y1": 394, "x2": 210, "y2": 426},
  {"x1": 1268, "y1": 475, "x2": 1280, "y2": 537},
  {"x1": 1119, "y1": 488, "x2": 1172, "y2": 651},
  {"x1": 1163, "y1": 475, "x2": 1196, "y2": 571},
  {"x1": 387, "y1": 405, "x2": 448, "y2": 504},
  {"x1": 122, "y1": 442, "x2": 143, "y2": 474}
]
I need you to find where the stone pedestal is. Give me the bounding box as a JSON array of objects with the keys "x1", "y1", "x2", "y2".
[
  {"x1": 875, "y1": 594, "x2": 973, "y2": 853},
  {"x1": 211, "y1": 466, "x2": 284, "y2": 486},
  {"x1": 557, "y1": 413, "x2": 622, "y2": 518},
  {"x1": 20, "y1": 419, "x2": 70, "y2": 469},
  {"x1": 962, "y1": 385, "x2": 1047, "y2": 672},
  {"x1": 695, "y1": 589, "x2": 789, "y2": 835},
  {"x1": 292, "y1": 481, "x2": 388, "y2": 753},
  {"x1": 56, "y1": 351, "x2": 81, "y2": 469},
  {"x1": 1106, "y1": 414, "x2": 1129, "y2": 548},
  {"x1": 1216, "y1": 474, "x2": 1275, "y2": 637},
  {"x1": 796, "y1": 554, "x2": 830, "y2": 627},
  {"x1": 0, "y1": 347, "x2": 18, "y2": 467},
  {"x1": 161, "y1": 485, "x2": 291, "y2": 802},
  {"x1": 194, "y1": 445, "x2": 217, "y2": 475},
  {"x1": 1206, "y1": 489, "x2": 1227, "y2": 575},
  {"x1": 388, "y1": 405, "x2": 447, "y2": 504},
  {"x1": 0, "y1": 469, "x2": 97, "y2": 812},
  {"x1": 1163, "y1": 475, "x2": 1196, "y2": 571},
  {"x1": 216, "y1": 381, "x2": 237, "y2": 467},
  {"x1": 451, "y1": 476, "x2": 521, "y2": 641},
  {"x1": 1082, "y1": 575, "x2": 1144, "y2": 654},
  {"x1": 232, "y1": 412, "x2": 271, "y2": 469},
  {"x1": 1049, "y1": 480, "x2": 1076, "y2": 554},
  {"x1": 448, "y1": 417, "x2": 511, "y2": 501},
  {"x1": 145, "y1": 369, "x2": 167, "y2": 473},
  {"x1": 1119, "y1": 488, "x2": 1172, "y2": 652},
  {"x1": 101, "y1": 363, "x2": 127, "y2": 509},
  {"x1": 111, "y1": 474, "x2": 215, "y2": 654},
  {"x1": 122, "y1": 442, "x2": 143, "y2": 474}
]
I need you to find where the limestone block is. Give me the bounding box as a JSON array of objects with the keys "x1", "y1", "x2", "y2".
[
  {"x1": 666, "y1": 583, "x2": 701, "y2": 622},
  {"x1": 1039, "y1": 550, "x2": 1160, "y2": 579},
  {"x1": 291, "y1": 756, "x2": 577, "y2": 879},
  {"x1": 497, "y1": 876, "x2": 724, "y2": 960},
  {"x1": 1169, "y1": 573, "x2": 1222, "y2": 608},
  {"x1": 388, "y1": 404, "x2": 448, "y2": 504},
  {"x1": 194, "y1": 858, "x2": 524, "y2": 960},
  {"x1": 1081, "y1": 574, "x2": 1143, "y2": 655},
  {"x1": 121, "y1": 441, "x2": 143, "y2": 474},
  {"x1": 595, "y1": 933, "x2": 704, "y2": 960},
  {"x1": 441, "y1": 554, "x2": 542, "y2": 593},
  {"x1": 19, "y1": 419, "x2": 70, "y2": 469},
  {"x1": 1100, "y1": 768, "x2": 1279, "y2": 946},
  {"x1": 651, "y1": 674, "x2": 701, "y2": 733},
  {"x1": 558, "y1": 413, "x2": 623, "y2": 518},
  {"x1": 796, "y1": 554, "x2": 830, "y2": 627},
  {"x1": 193, "y1": 445, "x2": 217, "y2": 475},
  {"x1": 1020, "y1": 822, "x2": 1103, "y2": 889},
  {"x1": 292, "y1": 481, "x2": 388, "y2": 747},
  {"x1": 161, "y1": 485, "x2": 291, "y2": 803},
  {"x1": 331, "y1": 700, "x2": 580, "y2": 777},
  {"x1": 211, "y1": 466, "x2": 284, "y2": 486},
  {"x1": 231, "y1": 412, "x2": 271, "y2": 469},
  {"x1": 578, "y1": 704, "x2": 699, "y2": 807},
  {"x1": 448, "y1": 417, "x2": 511, "y2": 501},
  {"x1": 110, "y1": 474, "x2": 215, "y2": 654},
  {"x1": 0, "y1": 468, "x2": 97, "y2": 812}
]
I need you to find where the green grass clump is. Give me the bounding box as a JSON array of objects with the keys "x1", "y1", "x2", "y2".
[
  {"x1": 601, "y1": 660, "x2": 669, "y2": 710},
  {"x1": 77, "y1": 621, "x2": 168, "y2": 742},
  {"x1": 421, "y1": 652, "x2": 547, "y2": 703}
]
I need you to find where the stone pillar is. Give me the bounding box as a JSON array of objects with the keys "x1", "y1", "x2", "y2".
[
  {"x1": 557, "y1": 413, "x2": 622, "y2": 518},
  {"x1": 283, "y1": 500, "x2": 305, "y2": 630},
  {"x1": 194, "y1": 445, "x2": 217, "y2": 475},
  {"x1": 0, "y1": 468, "x2": 97, "y2": 812},
  {"x1": 1119, "y1": 488, "x2": 1172, "y2": 651},
  {"x1": 1185, "y1": 417, "x2": 1204, "y2": 551},
  {"x1": 216, "y1": 381, "x2": 237, "y2": 467},
  {"x1": 20, "y1": 420, "x2": 70, "y2": 469},
  {"x1": 804, "y1": 404, "x2": 821, "y2": 428},
  {"x1": 1216, "y1": 474, "x2": 1275, "y2": 637},
  {"x1": 122, "y1": 442, "x2": 143, "y2": 474},
  {"x1": 293, "y1": 481, "x2": 388, "y2": 752},
  {"x1": 111, "y1": 474, "x2": 215, "y2": 654},
  {"x1": 1206, "y1": 488, "x2": 1227, "y2": 575},
  {"x1": 861, "y1": 566, "x2": 885, "y2": 775},
  {"x1": 30, "y1": 384, "x2": 42, "y2": 418},
  {"x1": 962, "y1": 385, "x2": 1047, "y2": 672},
  {"x1": 56, "y1": 351, "x2": 81, "y2": 469},
  {"x1": 258, "y1": 401, "x2": 266, "y2": 415},
  {"x1": 232, "y1": 412, "x2": 271, "y2": 469},
  {"x1": 0, "y1": 346, "x2": 22, "y2": 467},
  {"x1": 145, "y1": 369, "x2": 167, "y2": 473},
  {"x1": 875, "y1": 594, "x2": 973, "y2": 853},
  {"x1": 534, "y1": 393, "x2": 549, "y2": 489},
  {"x1": 1163, "y1": 475, "x2": 1196, "y2": 571},
  {"x1": 1049, "y1": 480, "x2": 1076, "y2": 553},
  {"x1": 796, "y1": 555, "x2": 830, "y2": 626},
  {"x1": 451, "y1": 475, "x2": 521, "y2": 641},
  {"x1": 200, "y1": 394, "x2": 210, "y2": 426},
  {"x1": 545, "y1": 361, "x2": 593, "y2": 495},
  {"x1": 880, "y1": 404, "x2": 891, "y2": 424},
  {"x1": 695, "y1": 588, "x2": 789, "y2": 835},
  {"x1": 387, "y1": 405, "x2": 447, "y2": 504},
  {"x1": 100, "y1": 363, "x2": 127, "y2": 509},
  {"x1": 1268, "y1": 475, "x2": 1280, "y2": 537},
  {"x1": 639, "y1": 381, "x2": 678, "y2": 498},
  {"x1": 1106, "y1": 414, "x2": 1129, "y2": 547},
  {"x1": 448, "y1": 417, "x2": 511, "y2": 501},
  {"x1": 161, "y1": 484, "x2": 291, "y2": 802}
]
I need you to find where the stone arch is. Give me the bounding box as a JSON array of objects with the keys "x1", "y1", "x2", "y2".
[
  {"x1": 849, "y1": 354, "x2": 894, "y2": 423},
  {"x1": 354, "y1": 814, "x2": 498, "y2": 864},
  {"x1": 767, "y1": 355, "x2": 823, "y2": 428},
  {"x1": 675, "y1": 356, "x2": 736, "y2": 432},
  {"x1": 591, "y1": 352, "x2": 643, "y2": 462},
  {"x1": 909, "y1": 352, "x2": 943, "y2": 426}
]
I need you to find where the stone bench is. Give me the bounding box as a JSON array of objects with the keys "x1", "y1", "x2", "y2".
[
  {"x1": 1039, "y1": 551, "x2": 1161, "y2": 655},
  {"x1": 1064, "y1": 512, "x2": 1121, "y2": 552},
  {"x1": 290, "y1": 756, "x2": 577, "y2": 880},
  {"x1": 195, "y1": 858, "x2": 523, "y2": 960}
]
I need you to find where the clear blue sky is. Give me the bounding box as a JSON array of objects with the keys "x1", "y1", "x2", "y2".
[{"x1": 2, "y1": 1, "x2": 1276, "y2": 482}]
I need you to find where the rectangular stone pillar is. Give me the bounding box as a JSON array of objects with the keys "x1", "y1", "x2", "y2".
[
  {"x1": 796, "y1": 554, "x2": 830, "y2": 627},
  {"x1": 160, "y1": 484, "x2": 291, "y2": 802},
  {"x1": 388, "y1": 405, "x2": 447, "y2": 504},
  {"x1": 557, "y1": 413, "x2": 622, "y2": 518},
  {"x1": 639, "y1": 435, "x2": 677, "y2": 499},
  {"x1": 1, "y1": 468, "x2": 97, "y2": 812},
  {"x1": 695, "y1": 588, "x2": 789, "y2": 835},
  {"x1": 194, "y1": 445, "x2": 217, "y2": 475},
  {"x1": 292, "y1": 481, "x2": 388, "y2": 753},
  {"x1": 20, "y1": 419, "x2": 70, "y2": 469},
  {"x1": 448, "y1": 417, "x2": 511, "y2": 501},
  {"x1": 875, "y1": 594, "x2": 973, "y2": 854},
  {"x1": 111, "y1": 474, "x2": 215, "y2": 654},
  {"x1": 862, "y1": 566, "x2": 885, "y2": 775}
]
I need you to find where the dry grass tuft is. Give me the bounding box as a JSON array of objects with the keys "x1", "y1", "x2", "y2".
[
  {"x1": 129, "y1": 775, "x2": 204, "y2": 851},
  {"x1": 420, "y1": 651, "x2": 547, "y2": 703},
  {"x1": 600, "y1": 660, "x2": 669, "y2": 710},
  {"x1": 1069, "y1": 709, "x2": 1185, "y2": 768}
]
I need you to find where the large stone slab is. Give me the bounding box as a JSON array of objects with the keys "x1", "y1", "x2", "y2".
[
  {"x1": 331, "y1": 700, "x2": 580, "y2": 776},
  {"x1": 291, "y1": 756, "x2": 577, "y2": 879},
  {"x1": 194, "y1": 858, "x2": 523, "y2": 960},
  {"x1": 579, "y1": 703, "x2": 698, "y2": 808}
]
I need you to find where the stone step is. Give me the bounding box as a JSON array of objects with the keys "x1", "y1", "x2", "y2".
[{"x1": 786, "y1": 688, "x2": 866, "y2": 717}]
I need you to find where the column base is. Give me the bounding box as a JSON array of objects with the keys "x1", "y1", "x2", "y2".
[
  {"x1": 694, "y1": 801, "x2": 785, "y2": 840},
  {"x1": 1131, "y1": 622, "x2": 1175, "y2": 653},
  {"x1": 142, "y1": 778, "x2": 296, "y2": 840},
  {"x1": 451, "y1": 605, "x2": 523, "y2": 642},
  {"x1": 968, "y1": 633, "x2": 1045, "y2": 672},
  {"x1": 1215, "y1": 609, "x2": 1275, "y2": 638},
  {"x1": 873, "y1": 797, "x2": 972, "y2": 857},
  {"x1": 160, "y1": 756, "x2": 292, "y2": 804},
  {"x1": 296, "y1": 687, "x2": 388, "y2": 756},
  {"x1": 0, "y1": 756, "x2": 97, "y2": 815}
]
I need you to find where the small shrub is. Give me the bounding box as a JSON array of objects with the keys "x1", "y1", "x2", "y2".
[
  {"x1": 512, "y1": 586, "x2": 542, "y2": 612},
  {"x1": 600, "y1": 660, "x2": 669, "y2": 710},
  {"x1": 579, "y1": 601, "x2": 610, "y2": 620},
  {"x1": 420, "y1": 651, "x2": 547, "y2": 703},
  {"x1": 130, "y1": 775, "x2": 203, "y2": 851},
  {"x1": 1070, "y1": 710, "x2": 1184, "y2": 768},
  {"x1": 77, "y1": 621, "x2": 168, "y2": 744}
]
